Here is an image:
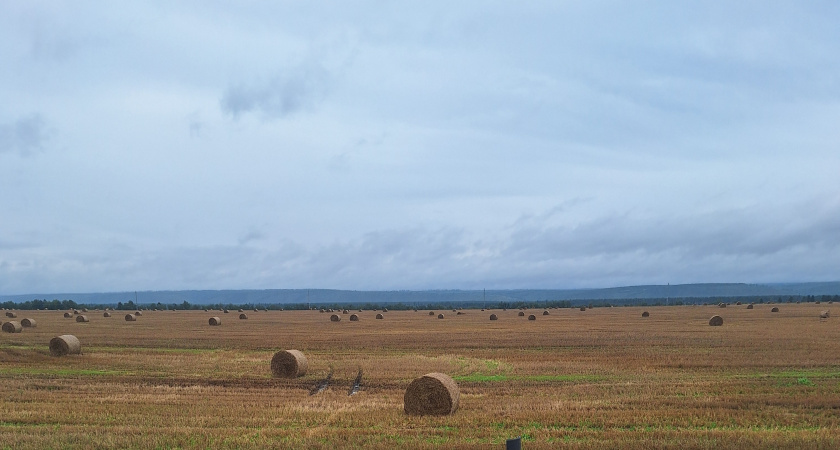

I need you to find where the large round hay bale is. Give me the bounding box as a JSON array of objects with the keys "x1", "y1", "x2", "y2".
[
  {"x1": 63, "y1": 312, "x2": 72, "y2": 318},
  {"x1": 2, "y1": 321, "x2": 22, "y2": 333},
  {"x1": 428, "y1": 311, "x2": 435, "y2": 316},
  {"x1": 527, "y1": 314, "x2": 536, "y2": 321},
  {"x1": 209, "y1": 317, "x2": 222, "y2": 326},
  {"x1": 21, "y1": 318, "x2": 37, "y2": 328},
  {"x1": 134, "y1": 311, "x2": 142, "y2": 316},
  {"x1": 404, "y1": 372, "x2": 460, "y2": 416},
  {"x1": 641, "y1": 311, "x2": 650, "y2": 317},
  {"x1": 330, "y1": 314, "x2": 341, "y2": 322},
  {"x1": 542, "y1": 310, "x2": 549, "y2": 315},
  {"x1": 437, "y1": 313, "x2": 445, "y2": 319},
  {"x1": 517, "y1": 311, "x2": 525, "y2": 317},
  {"x1": 239, "y1": 313, "x2": 248, "y2": 320},
  {"x1": 349, "y1": 314, "x2": 359, "y2": 321},
  {"x1": 376, "y1": 313, "x2": 384, "y2": 319},
  {"x1": 75, "y1": 315, "x2": 89, "y2": 323},
  {"x1": 709, "y1": 315, "x2": 723, "y2": 326},
  {"x1": 49, "y1": 335, "x2": 81, "y2": 356},
  {"x1": 270, "y1": 349, "x2": 308, "y2": 378},
  {"x1": 73, "y1": 310, "x2": 80, "y2": 315},
  {"x1": 5, "y1": 312, "x2": 17, "y2": 318},
  {"x1": 489, "y1": 314, "x2": 498, "y2": 320},
  {"x1": 771, "y1": 307, "x2": 779, "y2": 313},
  {"x1": 103, "y1": 312, "x2": 112, "y2": 317},
  {"x1": 124, "y1": 314, "x2": 136, "y2": 322}
]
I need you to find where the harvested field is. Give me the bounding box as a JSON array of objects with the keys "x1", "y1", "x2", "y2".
[{"x1": 0, "y1": 304, "x2": 839, "y2": 449}]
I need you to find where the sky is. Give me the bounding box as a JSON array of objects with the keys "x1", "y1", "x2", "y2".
[{"x1": 2, "y1": 1, "x2": 839, "y2": 295}]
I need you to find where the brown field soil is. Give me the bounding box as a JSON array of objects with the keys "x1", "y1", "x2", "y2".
[{"x1": 1, "y1": 304, "x2": 839, "y2": 449}]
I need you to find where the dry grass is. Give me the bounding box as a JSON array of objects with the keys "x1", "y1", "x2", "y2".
[{"x1": 1, "y1": 304, "x2": 839, "y2": 449}]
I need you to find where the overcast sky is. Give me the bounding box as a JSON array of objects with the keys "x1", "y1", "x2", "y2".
[{"x1": 2, "y1": 1, "x2": 839, "y2": 294}]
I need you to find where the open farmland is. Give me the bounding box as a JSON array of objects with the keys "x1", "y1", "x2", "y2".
[{"x1": 1, "y1": 304, "x2": 839, "y2": 449}]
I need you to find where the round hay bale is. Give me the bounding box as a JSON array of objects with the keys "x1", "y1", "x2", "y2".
[
  {"x1": 343, "y1": 309, "x2": 349, "y2": 314},
  {"x1": 349, "y1": 314, "x2": 359, "y2": 321},
  {"x1": 735, "y1": 302, "x2": 742, "y2": 305},
  {"x1": 103, "y1": 312, "x2": 112, "y2": 317},
  {"x1": 719, "y1": 303, "x2": 726, "y2": 308},
  {"x1": 75, "y1": 315, "x2": 89, "y2": 323},
  {"x1": 73, "y1": 310, "x2": 80, "y2": 315},
  {"x1": 709, "y1": 315, "x2": 723, "y2": 326},
  {"x1": 49, "y1": 335, "x2": 81, "y2": 356},
  {"x1": 437, "y1": 314, "x2": 445, "y2": 319},
  {"x1": 223, "y1": 309, "x2": 229, "y2": 314},
  {"x1": 428, "y1": 311, "x2": 435, "y2": 316},
  {"x1": 63, "y1": 312, "x2": 73, "y2": 318},
  {"x1": 238, "y1": 309, "x2": 243, "y2": 312},
  {"x1": 21, "y1": 318, "x2": 37, "y2": 328},
  {"x1": 124, "y1": 314, "x2": 136, "y2": 322},
  {"x1": 82, "y1": 308, "x2": 89, "y2": 312},
  {"x1": 527, "y1": 314, "x2": 536, "y2": 321},
  {"x1": 270, "y1": 349, "x2": 308, "y2": 378},
  {"x1": 517, "y1": 311, "x2": 525, "y2": 317},
  {"x1": 239, "y1": 313, "x2": 248, "y2": 320},
  {"x1": 2, "y1": 321, "x2": 22, "y2": 333},
  {"x1": 641, "y1": 311, "x2": 650, "y2": 317},
  {"x1": 404, "y1": 372, "x2": 459, "y2": 416},
  {"x1": 134, "y1": 311, "x2": 142, "y2": 316},
  {"x1": 746, "y1": 304, "x2": 754, "y2": 310},
  {"x1": 542, "y1": 310, "x2": 549, "y2": 315},
  {"x1": 209, "y1": 317, "x2": 222, "y2": 326},
  {"x1": 382, "y1": 308, "x2": 389, "y2": 313},
  {"x1": 489, "y1": 314, "x2": 498, "y2": 320},
  {"x1": 5, "y1": 311, "x2": 17, "y2": 318},
  {"x1": 579, "y1": 307, "x2": 586, "y2": 311},
  {"x1": 456, "y1": 311, "x2": 464, "y2": 315},
  {"x1": 376, "y1": 313, "x2": 384, "y2": 319},
  {"x1": 771, "y1": 307, "x2": 779, "y2": 313},
  {"x1": 819, "y1": 310, "x2": 830, "y2": 319},
  {"x1": 330, "y1": 314, "x2": 341, "y2": 322}
]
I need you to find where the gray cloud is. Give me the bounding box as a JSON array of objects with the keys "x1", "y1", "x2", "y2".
[
  {"x1": 220, "y1": 62, "x2": 330, "y2": 119},
  {"x1": 0, "y1": 114, "x2": 51, "y2": 156}
]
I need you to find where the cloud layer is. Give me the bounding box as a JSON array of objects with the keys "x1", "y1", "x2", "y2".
[{"x1": 1, "y1": 2, "x2": 839, "y2": 294}]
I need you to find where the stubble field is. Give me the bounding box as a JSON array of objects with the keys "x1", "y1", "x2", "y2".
[{"x1": 1, "y1": 303, "x2": 839, "y2": 449}]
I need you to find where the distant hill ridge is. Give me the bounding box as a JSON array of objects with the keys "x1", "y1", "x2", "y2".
[{"x1": 3, "y1": 282, "x2": 840, "y2": 305}]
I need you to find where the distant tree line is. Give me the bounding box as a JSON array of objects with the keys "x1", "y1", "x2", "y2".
[{"x1": 3, "y1": 294, "x2": 839, "y2": 311}]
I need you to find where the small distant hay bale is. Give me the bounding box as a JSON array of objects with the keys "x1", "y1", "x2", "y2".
[
  {"x1": 63, "y1": 312, "x2": 73, "y2": 318},
  {"x1": 209, "y1": 317, "x2": 222, "y2": 326},
  {"x1": 543, "y1": 310, "x2": 549, "y2": 315},
  {"x1": 134, "y1": 311, "x2": 142, "y2": 316},
  {"x1": 376, "y1": 313, "x2": 384, "y2": 319},
  {"x1": 527, "y1": 314, "x2": 536, "y2": 321},
  {"x1": 330, "y1": 314, "x2": 341, "y2": 322},
  {"x1": 428, "y1": 311, "x2": 435, "y2": 316},
  {"x1": 746, "y1": 304, "x2": 754, "y2": 310},
  {"x1": 350, "y1": 314, "x2": 359, "y2": 321},
  {"x1": 735, "y1": 302, "x2": 741, "y2": 305},
  {"x1": 103, "y1": 311, "x2": 112, "y2": 317},
  {"x1": 719, "y1": 303, "x2": 726, "y2": 308},
  {"x1": 239, "y1": 313, "x2": 248, "y2": 320},
  {"x1": 21, "y1": 318, "x2": 37, "y2": 328},
  {"x1": 75, "y1": 315, "x2": 89, "y2": 323},
  {"x1": 2, "y1": 321, "x2": 22, "y2": 333},
  {"x1": 437, "y1": 314, "x2": 445, "y2": 319},
  {"x1": 518, "y1": 311, "x2": 525, "y2": 317},
  {"x1": 579, "y1": 307, "x2": 586, "y2": 311},
  {"x1": 254, "y1": 309, "x2": 259, "y2": 312},
  {"x1": 456, "y1": 311, "x2": 464, "y2": 315},
  {"x1": 224, "y1": 309, "x2": 230, "y2": 314},
  {"x1": 49, "y1": 335, "x2": 81, "y2": 356},
  {"x1": 270, "y1": 349, "x2": 308, "y2": 378},
  {"x1": 771, "y1": 307, "x2": 779, "y2": 313},
  {"x1": 489, "y1": 314, "x2": 498, "y2": 320},
  {"x1": 641, "y1": 311, "x2": 650, "y2": 317},
  {"x1": 819, "y1": 310, "x2": 830, "y2": 319},
  {"x1": 815, "y1": 301, "x2": 821, "y2": 305},
  {"x1": 73, "y1": 310, "x2": 80, "y2": 314},
  {"x1": 404, "y1": 372, "x2": 459, "y2": 416},
  {"x1": 124, "y1": 314, "x2": 137, "y2": 321},
  {"x1": 319, "y1": 309, "x2": 325, "y2": 313},
  {"x1": 383, "y1": 308, "x2": 389, "y2": 313},
  {"x1": 82, "y1": 308, "x2": 89, "y2": 312},
  {"x1": 5, "y1": 312, "x2": 17, "y2": 318},
  {"x1": 238, "y1": 309, "x2": 243, "y2": 312},
  {"x1": 709, "y1": 315, "x2": 723, "y2": 326},
  {"x1": 342, "y1": 309, "x2": 349, "y2": 314}
]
